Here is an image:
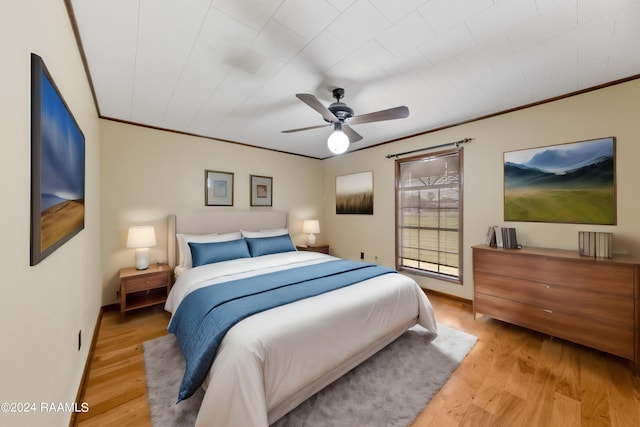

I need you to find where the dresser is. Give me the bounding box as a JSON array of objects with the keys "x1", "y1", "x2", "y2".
[{"x1": 472, "y1": 245, "x2": 639, "y2": 374}]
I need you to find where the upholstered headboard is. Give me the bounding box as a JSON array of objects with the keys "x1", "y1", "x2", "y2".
[{"x1": 167, "y1": 211, "x2": 288, "y2": 269}]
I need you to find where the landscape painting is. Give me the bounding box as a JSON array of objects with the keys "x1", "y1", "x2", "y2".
[
  {"x1": 31, "y1": 53, "x2": 85, "y2": 265},
  {"x1": 504, "y1": 137, "x2": 615, "y2": 224},
  {"x1": 336, "y1": 171, "x2": 373, "y2": 215}
]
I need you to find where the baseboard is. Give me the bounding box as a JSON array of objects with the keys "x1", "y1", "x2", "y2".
[
  {"x1": 69, "y1": 307, "x2": 103, "y2": 427},
  {"x1": 102, "y1": 302, "x2": 119, "y2": 312},
  {"x1": 421, "y1": 287, "x2": 473, "y2": 306}
]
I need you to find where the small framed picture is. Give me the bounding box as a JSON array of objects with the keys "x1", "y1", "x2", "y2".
[
  {"x1": 250, "y1": 175, "x2": 273, "y2": 207},
  {"x1": 205, "y1": 170, "x2": 234, "y2": 206}
]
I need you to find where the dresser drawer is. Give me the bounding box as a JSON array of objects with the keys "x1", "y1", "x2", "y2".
[
  {"x1": 473, "y1": 249, "x2": 634, "y2": 297},
  {"x1": 474, "y1": 271, "x2": 634, "y2": 327},
  {"x1": 124, "y1": 273, "x2": 169, "y2": 293},
  {"x1": 475, "y1": 293, "x2": 634, "y2": 359}
]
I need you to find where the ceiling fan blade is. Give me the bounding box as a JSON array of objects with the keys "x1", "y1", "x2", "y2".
[
  {"x1": 296, "y1": 93, "x2": 339, "y2": 123},
  {"x1": 281, "y1": 123, "x2": 331, "y2": 133},
  {"x1": 348, "y1": 105, "x2": 409, "y2": 125},
  {"x1": 342, "y1": 125, "x2": 363, "y2": 143}
]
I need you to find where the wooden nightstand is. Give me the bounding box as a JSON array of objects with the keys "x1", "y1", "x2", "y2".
[
  {"x1": 119, "y1": 264, "x2": 172, "y2": 319},
  {"x1": 296, "y1": 244, "x2": 330, "y2": 254}
]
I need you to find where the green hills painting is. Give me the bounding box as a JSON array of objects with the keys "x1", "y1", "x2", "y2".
[{"x1": 504, "y1": 137, "x2": 615, "y2": 224}]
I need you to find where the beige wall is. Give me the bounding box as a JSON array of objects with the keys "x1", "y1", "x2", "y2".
[
  {"x1": 323, "y1": 79, "x2": 640, "y2": 300},
  {"x1": 100, "y1": 121, "x2": 324, "y2": 304},
  {"x1": 0, "y1": 1, "x2": 102, "y2": 426},
  {"x1": 102, "y1": 79, "x2": 640, "y2": 304}
]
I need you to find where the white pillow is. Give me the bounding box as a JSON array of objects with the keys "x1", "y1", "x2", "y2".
[
  {"x1": 240, "y1": 228, "x2": 289, "y2": 238},
  {"x1": 177, "y1": 232, "x2": 242, "y2": 268}
]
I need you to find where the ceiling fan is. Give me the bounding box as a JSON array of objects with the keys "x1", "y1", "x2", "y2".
[{"x1": 282, "y1": 88, "x2": 409, "y2": 154}]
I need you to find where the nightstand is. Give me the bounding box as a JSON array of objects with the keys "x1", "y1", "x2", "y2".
[
  {"x1": 296, "y1": 244, "x2": 330, "y2": 254},
  {"x1": 119, "y1": 264, "x2": 172, "y2": 319}
]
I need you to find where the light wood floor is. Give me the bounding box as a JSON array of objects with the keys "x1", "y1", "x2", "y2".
[{"x1": 75, "y1": 293, "x2": 640, "y2": 426}]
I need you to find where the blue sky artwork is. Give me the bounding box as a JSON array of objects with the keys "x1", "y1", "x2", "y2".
[
  {"x1": 39, "y1": 69, "x2": 85, "y2": 212},
  {"x1": 504, "y1": 138, "x2": 613, "y2": 175}
]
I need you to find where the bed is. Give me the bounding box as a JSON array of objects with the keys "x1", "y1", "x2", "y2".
[{"x1": 164, "y1": 211, "x2": 438, "y2": 426}]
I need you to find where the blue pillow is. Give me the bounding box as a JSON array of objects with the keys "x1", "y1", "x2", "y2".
[
  {"x1": 245, "y1": 234, "x2": 295, "y2": 257},
  {"x1": 188, "y1": 239, "x2": 251, "y2": 267}
]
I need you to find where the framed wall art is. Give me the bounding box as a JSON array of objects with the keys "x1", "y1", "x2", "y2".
[
  {"x1": 205, "y1": 170, "x2": 234, "y2": 206},
  {"x1": 504, "y1": 137, "x2": 615, "y2": 224},
  {"x1": 336, "y1": 171, "x2": 373, "y2": 215},
  {"x1": 30, "y1": 53, "x2": 85, "y2": 266},
  {"x1": 250, "y1": 175, "x2": 272, "y2": 207}
]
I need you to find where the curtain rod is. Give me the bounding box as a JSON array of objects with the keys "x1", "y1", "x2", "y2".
[{"x1": 385, "y1": 137, "x2": 474, "y2": 159}]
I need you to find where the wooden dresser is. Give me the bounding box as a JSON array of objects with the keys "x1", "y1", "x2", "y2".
[{"x1": 472, "y1": 244, "x2": 640, "y2": 374}]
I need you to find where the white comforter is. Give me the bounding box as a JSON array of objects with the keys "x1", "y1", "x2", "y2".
[{"x1": 165, "y1": 251, "x2": 437, "y2": 426}]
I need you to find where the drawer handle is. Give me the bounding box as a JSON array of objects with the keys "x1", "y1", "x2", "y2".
[
  {"x1": 542, "y1": 308, "x2": 553, "y2": 314},
  {"x1": 543, "y1": 285, "x2": 551, "y2": 289}
]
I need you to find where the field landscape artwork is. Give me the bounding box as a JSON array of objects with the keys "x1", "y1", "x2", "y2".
[
  {"x1": 504, "y1": 137, "x2": 615, "y2": 224},
  {"x1": 31, "y1": 54, "x2": 85, "y2": 265},
  {"x1": 336, "y1": 171, "x2": 373, "y2": 214}
]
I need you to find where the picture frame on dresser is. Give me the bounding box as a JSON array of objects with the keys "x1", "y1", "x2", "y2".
[
  {"x1": 503, "y1": 137, "x2": 616, "y2": 224},
  {"x1": 250, "y1": 175, "x2": 272, "y2": 207},
  {"x1": 205, "y1": 170, "x2": 234, "y2": 206},
  {"x1": 30, "y1": 53, "x2": 85, "y2": 266}
]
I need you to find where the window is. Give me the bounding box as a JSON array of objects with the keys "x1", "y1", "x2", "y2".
[{"x1": 395, "y1": 148, "x2": 462, "y2": 282}]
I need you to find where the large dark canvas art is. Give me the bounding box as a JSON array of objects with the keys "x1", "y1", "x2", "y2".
[
  {"x1": 504, "y1": 137, "x2": 615, "y2": 224},
  {"x1": 30, "y1": 53, "x2": 85, "y2": 265},
  {"x1": 336, "y1": 171, "x2": 374, "y2": 215}
]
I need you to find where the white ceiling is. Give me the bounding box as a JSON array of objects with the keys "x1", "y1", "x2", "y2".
[{"x1": 69, "y1": 0, "x2": 640, "y2": 159}]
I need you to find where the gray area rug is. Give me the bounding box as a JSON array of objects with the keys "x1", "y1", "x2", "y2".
[{"x1": 143, "y1": 323, "x2": 477, "y2": 427}]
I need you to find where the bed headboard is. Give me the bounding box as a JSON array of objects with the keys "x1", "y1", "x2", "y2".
[{"x1": 167, "y1": 211, "x2": 288, "y2": 268}]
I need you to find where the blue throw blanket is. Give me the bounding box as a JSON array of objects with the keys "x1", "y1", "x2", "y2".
[{"x1": 168, "y1": 259, "x2": 395, "y2": 401}]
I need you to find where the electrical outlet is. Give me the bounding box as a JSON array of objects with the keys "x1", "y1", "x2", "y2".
[{"x1": 78, "y1": 330, "x2": 82, "y2": 351}]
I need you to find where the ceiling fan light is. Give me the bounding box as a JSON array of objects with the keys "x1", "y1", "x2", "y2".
[{"x1": 327, "y1": 129, "x2": 349, "y2": 154}]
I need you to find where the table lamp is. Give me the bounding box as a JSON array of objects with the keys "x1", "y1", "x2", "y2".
[
  {"x1": 127, "y1": 226, "x2": 156, "y2": 270},
  {"x1": 302, "y1": 220, "x2": 320, "y2": 246}
]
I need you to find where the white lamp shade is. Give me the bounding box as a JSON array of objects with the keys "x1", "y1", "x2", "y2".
[
  {"x1": 303, "y1": 220, "x2": 320, "y2": 246},
  {"x1": 127, "y1": 226, "x2": 156, "y2": 248},
  {"x1": 302, "y1": 220, "x2": 320, "y2": 234},
  {"x1": 327, "y1": 130, "x2": 349, "y2": 154},
  {"x1": 127, "y1": 226, "x2": 156, "y2": 270}
]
